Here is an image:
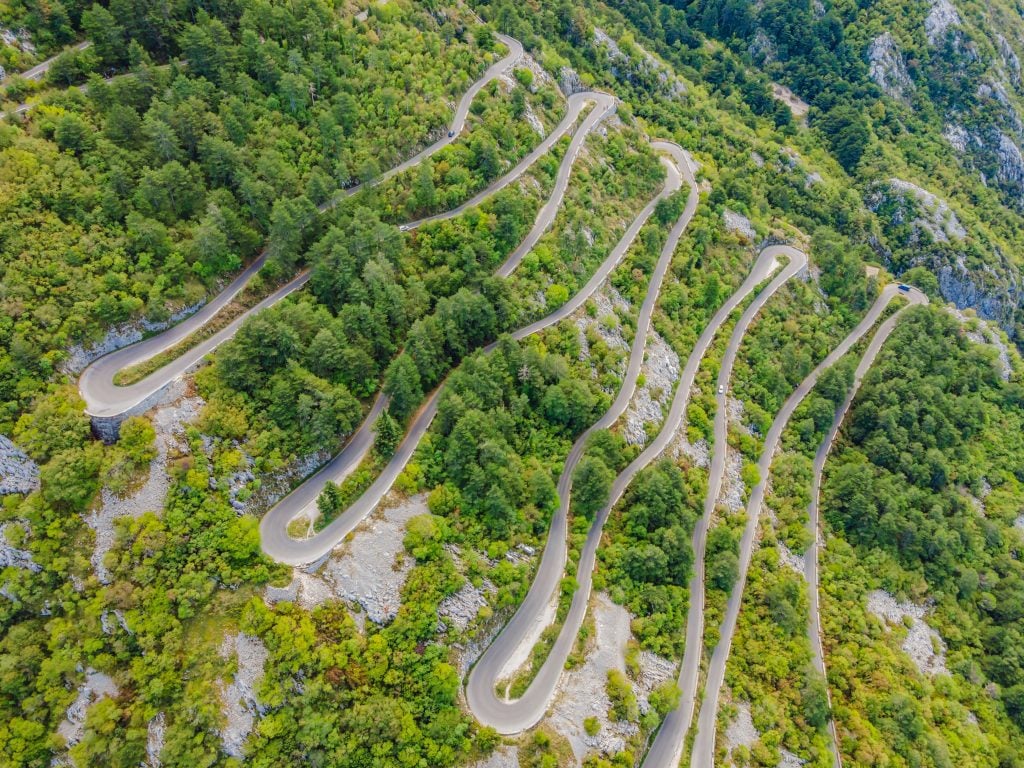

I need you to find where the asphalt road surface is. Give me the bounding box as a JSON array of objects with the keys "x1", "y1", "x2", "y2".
[
  {"x1": 640, "y1": 244, "x2": 809, "y2": 768},
  {"x1": 688, "y1": 283, "x2": 928, "y2": 767},
  {"x1": 465, "y1": 141, "x2": 697, "y2": 734},
  {"x1": 18, "y1": 41, "x2": 91, "y2": 80},
  {"x1": 80, "y1": 34, "x2": 533, "y2": 420},
  {"x1": 262, "y1": 144, "x2": 683, "y2": 565},
  {"x1": 803, "y1": 286, "x2": 928, "y2": 768}
]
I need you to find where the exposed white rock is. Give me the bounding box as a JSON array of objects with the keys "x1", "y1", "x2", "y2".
[
  {"x1": 57, "y1": 669, "x2": 119, "y2": 748},
  {"x1": 267, "y1": 494, "x2": 428, "y2": 623},
  {"x1": 85, "y1": 383, "x2": 202, "y2": 583},
  {"x1": 724, "y1": 700, "x2": 759, "y2": 759},
  {"x1": 1015, "y1": 513, "x2": 1024, "y2": 531},
  {"x1": 997, "y1": 34, "x2": 1021, "y2": 86},
  {"x1": 681, "y1": 436, "x2": 710, "y2": 468},
  {"x1": 438, "y1": 577, "x2": 493, "y2": 632},
  {"x1": 548, "y1": 593, "x2": 638, "y2": 762},
  {"x1": 750, "y1": 30, "x2": 776, "y2": 65},
  {"x1": 719, "y1": 452, "x2": 745, "y2": 513},
  {"x1": 635, "y1": 650, "x2": 676, "y2": 715},
  {"x1": 145, "y1": 712, "x2": 165, "y2": 768},
  {"x1": 0, "y1": 522, "x2": 39, "y2": 573},
  {"x1": 778, "y1": 748, "x2": 807, "y2": 768},
  {"x1": 872, "y1": 178, "x2": 966, "y2": 243},
  {"x1": 471, "y1": 747, "x2": 520, "y2": 768},
  {"x1": 623, "y1": 330, "x2": 680, "y2": 446},
  {"x1": 944, "y1": 123, "x2": 973, "y2": 154},
  {"x1": 524, "y1": 102, "x2": 546, "y2": 138},
  {"x1": 723, "y1": 209, "x2": 756, "y2": 242},
  {"x1": 925, "y1": 0, "x2": 961, "y2": 47},
  {"x1": 218, "y1": 633, "x2": 268, "y2": 759},
  {"x1": 868, "y1": 33, "x2": 913, "y2": 102},
  {"x1": 947, "y1": 307, "x2": 1014, "y2": 380},
  {"x1": 0, "y1": 435, "x2": 39, "y2": 495},
  {"x1": 776, "y1": 542, "x2": 804, "y2": 574},
  {"x1": 61, "y1": 302, "x2": 204, "y2": 376},
  {"x1": 866, "y1": 590, "x2": 948, "y2": 676}
]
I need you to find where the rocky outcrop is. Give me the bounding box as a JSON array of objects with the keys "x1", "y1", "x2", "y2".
[
  {"x1": 925, "y1": 0, "x2": 962, "y2": 47},
  {"x1": 868, "y1": 178, "x2": 966, "y2": 243},
  {"x1": 868, "y1": 33, "x2": 913, "y2": 102},
  {"x1": 558, "y1": 66, "x2": 585, "y2": 97},
  {"x1": 0, "y1": 436, "x2": 39, "y2": 496},
  {"x1": 592, "y1": 27, "x2": 686, "y2": 98},
  {"x1": 996, "y1": 34, "x2": 1021, "y2": 87}
]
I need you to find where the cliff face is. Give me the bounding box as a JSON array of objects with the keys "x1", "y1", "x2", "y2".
[{"x1": 868, "y1": 179, "x2": 1023, "y2": 334}]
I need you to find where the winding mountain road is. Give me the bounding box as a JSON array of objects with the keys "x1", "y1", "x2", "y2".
[
  {"x1": 640, "y1": 244, "x2": 809, "y2": 768},
  {"x1": 689, "y1": 283, "x2": 928, "y2": 767},
  {"x1": 805, "y1": 287, "x2": 927, "y2": 768},
  {"x1": 261, "y1": 143, "x2": 683, "y2": 565},
  {"x1": 465, "y1": 141, "x2": 698, "y2": 733},
  {"x1": 79, "y1": 35, "x2": 609, "y2": 421}
]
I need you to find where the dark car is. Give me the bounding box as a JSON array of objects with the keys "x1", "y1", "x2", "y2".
[
  {"x1": 448, "y1": 130, "x2": 455, "y2": 138},
  {"x1": 898, "y1": 283, "x2": 910, "y2": 292}
]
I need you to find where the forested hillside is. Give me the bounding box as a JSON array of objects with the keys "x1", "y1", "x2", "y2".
[{"x1": 0, "y1": 1, "x2": 1022, "y2": 767}]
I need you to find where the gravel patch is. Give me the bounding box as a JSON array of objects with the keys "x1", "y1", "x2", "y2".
[
  {"x1": 145, "y1": 712, "x2": 165, "y2": 768},
  {"x1": 1016, "y1": 513, "x2": 1024, "y2": 531},
  {"x1": 623, "y1": 330, "x2": 680, "y2": 445},
  {"x1": 723, "y1": 209, "x2": 756, "y2": 241},
  {"x1": 674, "y1": 435, "x2": 710, "y2": 469},
  {"x1": 776, "y1": 542, "x2": 804, "y2": 574},
  {"x1": 866, "y1": 590, "x2": 948, "y2": 676},
  {"x1": 548, "y1": 593, "x2": 638, "y2": 762},
  {"x1": 635, "y1": 651, "x2": 676, "y2": 714},
  {"x1": 218, "y1": 633, "x2": 268, "y2": 759},
  {"x1": 439, "y1": 578, "x2": 494, "y2": 632},
  {"x1": 265, "y1": 493, "x2": 428, "y2": 623},
  {"x1": 718, "y1": 452, "x2": 745, "y2": 512},
  {"x1": 85, "y1": 383, "x2": 203, "y2": 583},
  {"x1": 778, "y1": 748, "x2": 806, "y2": 767},
  {"x1": 471, "y1": 747, "x2": 520, "y2": 768},
  {"x1": 0, "y1": 435, "x2": 39, "y2": 495},
  {"x1": 724, "y1": 700, "x2": 759, "y2": 759},
  {"x1": 57, "y1": 669, "x2": 119, "y2": 748},
  {"x1": 0, "y1": 522, "x2": 39, "y2": 572}
]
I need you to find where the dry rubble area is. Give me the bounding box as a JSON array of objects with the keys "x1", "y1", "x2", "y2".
[
  {"x1": 266, "y1": 493, "x2": 427, "y2": 624},
  {"x1": 471, "y1": 746, "x2": 521, "y2": 768},
  {"x1": 56, "y1": 669, "x2": 120, "y2": 750},
  {"x1": 218, "y1": 633, "x2": 268, "y2": 759},
  {"x1": 776, "y1": 542, "x2": 804, "y2": 574},
  {"x1": 623, "y1": 330, "x2": 679, "y2": 446},
  {"x1": 724, "y1": 700, "x2": 759, "y2": 763},
  {"x1": 866, "y1": 590, "x2": 948, "y2": 676},
  {"x1": 548, "y1": 593, "x2": 637, "y2": 763},
  {"x1": 0, "y1": 435, "x2": 39, "y2": 495},
  {"x1": 85, "y1": 381, "x2": 203, "y2": 583},
  {"x1": 718, "y1": 451, "x2": 745, "y2": 513},
  {"x1": 575, "y1": 287, "x2": 630, "y2": 382}
]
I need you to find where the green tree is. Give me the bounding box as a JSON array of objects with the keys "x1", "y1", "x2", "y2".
[
  {"x1": 374, "y1": 409, "x2": 402, "y2": 459},
  {"x1": 383, "y1": 354, "x2": 423, "y2": 422},
  {"x1": 573, "y1": 455, "x2": 614, "y2": 519}
]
